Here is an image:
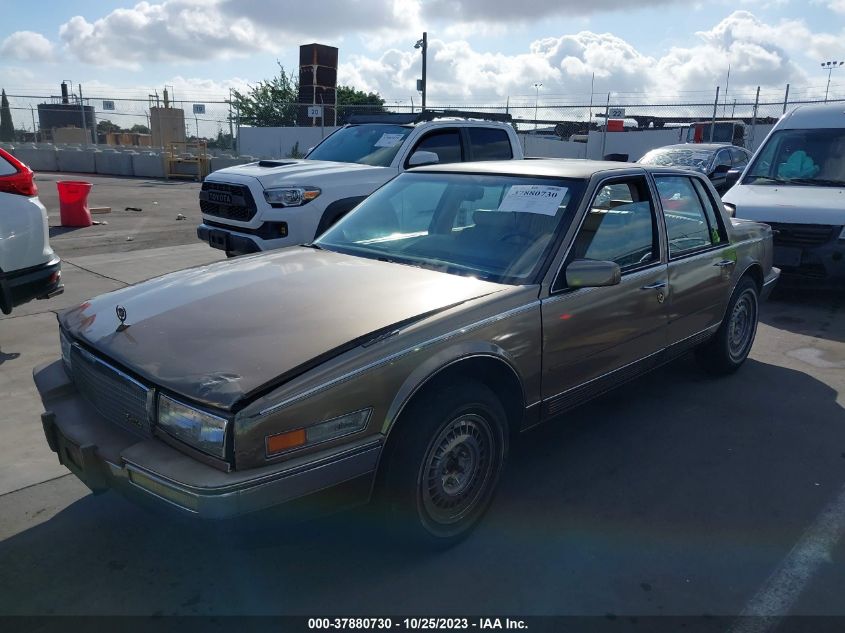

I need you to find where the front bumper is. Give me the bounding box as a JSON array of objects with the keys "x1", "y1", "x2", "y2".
[
  {"x1": 34, "y1": 359, "x2": 382, "y2": 520},
  {"x1": 770, "y1": 226, "x2": 845, "y2": 284},
  {"x1": 761, "y1": 267, "x2": 780, "y2": 301},
  {"x1": 0, "y1": 255, "x2": 64, "y2": 315}
]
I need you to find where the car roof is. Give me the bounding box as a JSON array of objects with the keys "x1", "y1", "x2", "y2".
[
  {"x1": 645, "y1": 143, "x2": 741, "y2": 153},
  {"x1": 412, "y1": 158, "x2": 697, "y2": 179},
  {"x1": 779, "y1": 102, "x2": 845, "y2": 130}
]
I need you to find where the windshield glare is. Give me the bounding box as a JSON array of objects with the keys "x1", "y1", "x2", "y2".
[
  {"x1": 315, "y1": 172, "x2": 584, "y2": 284},
  {"x1": 305, "y1": 124, "x2": 412, "y2": 167},
  {"x1": 744, "y1": 128, "x2": 845, "y2": 186},
  {"x1": 639, "y1": 149, "x2": 712, "y2": 172}
]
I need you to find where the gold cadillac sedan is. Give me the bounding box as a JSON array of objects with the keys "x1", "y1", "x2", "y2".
[{"x1": 34, "y1": 159, "x2": 779, "y2": 546}]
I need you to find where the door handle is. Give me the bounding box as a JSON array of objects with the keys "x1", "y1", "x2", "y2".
[
  {"x1": 713, "y1": 259, "x2": 736, "y2": 268},
  {"x1": 641, "y1": 281, "x2": 667, "y2": 290}
]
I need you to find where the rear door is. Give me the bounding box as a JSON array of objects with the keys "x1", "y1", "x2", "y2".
[
  {"x1": 540, "y1": 175, "x2": 668, "y2": 414},
  {"x1": 654, "y1": 173, "x2": 734, "y2": 346}
]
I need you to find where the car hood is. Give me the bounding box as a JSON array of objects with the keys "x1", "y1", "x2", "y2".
[
  {"x1": 723, "y1": 183, "x2": 845, "y2": 225},
  {"x1": 212, "y1": 159, "x2": 394, "y2": 189},
  {"x1": 60, "y1": 248, "x2": 504, "y2": 411}
]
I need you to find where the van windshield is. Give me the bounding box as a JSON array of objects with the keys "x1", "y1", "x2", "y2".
[
  {"x1": 306, "y1": 124, "x2": 412, "y2": 167},
  {"x1": 744, "y1": 128, "x2": 845, "y2": 187}
]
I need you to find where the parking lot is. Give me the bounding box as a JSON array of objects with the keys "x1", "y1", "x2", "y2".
[{"x1": 1, "y1": 173, "x2": 844, "y2": 622}]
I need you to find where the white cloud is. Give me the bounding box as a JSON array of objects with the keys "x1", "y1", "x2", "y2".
[
  {"x1": 422, "y1": 0, "x2": 682, "y2": 22},
  {"x1": 828, "y1": 0, "x2": 845, "y2": 12},
  {"x1": 58, "y1": 0, "x2": 277, "y2": 69},
  {"x1": 0, "y1": 31, "x2": 55, "y2": 62}
]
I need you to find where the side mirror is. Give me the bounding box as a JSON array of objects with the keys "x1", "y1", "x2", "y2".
[
  {"x1": 713, "y1": 164, "x2": 731, "y2": 175},
  {"x1": 725, "y1": 168, "x2": 742, "y2": 189},
  {"x1": 565, "y1": 259, "x2": 622, "y2": 289},
  {"x1": 408, "y1": 151, "x2": 440, "y2": 167}
]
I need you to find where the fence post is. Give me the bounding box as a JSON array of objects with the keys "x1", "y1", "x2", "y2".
[
  {"x1": 750, "y1": 86, "x2": 760, "y2": 149},
  {"x1": 79, "y1": 83, "x2": 89, "y2": 146},
  {"x1": 30, "y1": 106, "x2": 37, "y2": 143},
  {"x1": 782, "y1": 84, "x2": 790, "y2": 115},
  {"x1": 710, "y1": 86, "x2": 720, "y2": 142},
  {"x1": 600, "y1": 93, "x2": 610, "y2": 159},
  {"x1": 235, "y1": 102, "x2": 240, "y2": 155}
]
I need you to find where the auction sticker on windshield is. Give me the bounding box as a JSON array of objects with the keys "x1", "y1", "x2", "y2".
[
  {"x1": 374, "y1": 133, "x2": 406, "y2": 148},
  {"x1": 497, "y1": 185, "x2": 568, "y2": 215}
]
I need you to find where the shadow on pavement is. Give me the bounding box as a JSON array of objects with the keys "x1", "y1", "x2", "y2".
[
  {"x1": 1, "y1": 356, "x2": 844, "y2": 617},
  {"x1": 761, "y1": 286, "x2": 845, "y2": 345}
]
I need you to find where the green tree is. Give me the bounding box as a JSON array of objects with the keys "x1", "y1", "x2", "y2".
[
  {"x1": 0, "y1": 89, "x2": 14, "y2": 142},
  {"x1": 336, "y1": 85, "x2": 386, "y2": 124},
  {"x1": 97, "y1": 119, "x2": 122, "y2": 135},
  {"x1": 231, "y1": 62, "x2": 299, "y2": 127},
  {"x1": 129, "y1": 123, "x2": 150, "y2": 134}
]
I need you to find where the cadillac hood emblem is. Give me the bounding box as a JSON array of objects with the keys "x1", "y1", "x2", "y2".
[{"x1": 115, "y1": 305, "x2": 129, "y2": 331}]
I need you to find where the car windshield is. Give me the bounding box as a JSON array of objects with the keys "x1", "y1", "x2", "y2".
[
  {"x1": 744, "y1": 128, "x2": 845, "y2": 187},
  {"x1": 305, "y1": 124, "x2": 413, "y2": 167},
  {"x1": 639, "y1": 148, "x2": 712, "y2": 171},
  {"x1": 315, "y1": 172, "x2": 585, "y2": 284}
]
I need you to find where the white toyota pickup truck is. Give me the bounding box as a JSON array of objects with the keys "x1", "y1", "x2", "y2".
[{"x1": 197, "y1": 112, "x2": 524, "y2": 255}]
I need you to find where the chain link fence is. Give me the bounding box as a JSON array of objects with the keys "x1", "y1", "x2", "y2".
[{"x1": 3, "y1": 84, "x2": 844, "y2": 152}]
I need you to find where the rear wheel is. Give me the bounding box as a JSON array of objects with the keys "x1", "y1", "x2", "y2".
[
  {"x1": 378, "y1": 381, "x2": 508, "y2": 547},
  {"x1": 696, "y1": 276, "x2": 759, "y2": 374}
]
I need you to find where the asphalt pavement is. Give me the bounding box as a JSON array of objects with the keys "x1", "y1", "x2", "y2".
[{"x1": 0, "y1": 174, "x2": 843, "y2": 623}]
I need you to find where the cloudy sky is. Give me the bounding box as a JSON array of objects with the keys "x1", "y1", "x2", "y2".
[{"x1": 1, "y1": 0, "x2": 844, "y2": 107}]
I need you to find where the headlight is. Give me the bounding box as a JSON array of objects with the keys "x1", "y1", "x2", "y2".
[
  {"x1": 157, "y1": 394, "x2": 229, "y2": 459},
  {"x1": 723, "y1": 203, "x2": 736, "y2": 218},
  {"x1": 265, "y1": 408, "x2": 371, "y2": 457},
  {"x1": 59, "y1": 329, "x2": 73, "y2": 372},
  {"x1": 263, "y1": 186, "x2": 320, "y2": 207}
]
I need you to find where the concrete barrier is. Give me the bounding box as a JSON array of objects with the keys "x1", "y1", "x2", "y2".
[
  {"x1": 210, "y1": 155, "x2": 256, "y2": 173},
  {"x1": 131, "y1": 152, "x2": 166, "y2": 178},
  {"x1": 95, "y1": 149, "x2": 134, "y2": 176},
  {"x1": 7, "y1": 144, "x2": 59, "y2": 172},
  {"x1": 56, "y1": 147, "x2": 97, "y2": 173}
]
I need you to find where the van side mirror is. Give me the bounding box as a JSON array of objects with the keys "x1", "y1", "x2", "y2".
[
  {"x1": 565, "y1": 259, "x2": 622, "y2": 288},
  {"x1": 408, "y1": 151, "x2": 440, "y2": 167},
  {"x1": 713, "y1": 164, "x2": 731, "y2": 175},
  {"x1": 725, "y1": 168, "x2": 742, "y2": 189}
]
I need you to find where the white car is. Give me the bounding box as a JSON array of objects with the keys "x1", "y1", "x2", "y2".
[
  {"x1": 0, "y1": 148, "x2": 63, "y2": 314},
  {"x1": 722, "y1": 103, "x2": 845, "y2": 283},
  {"x1": 197, "y1": 112, "x2": 524, "y2": 255}
]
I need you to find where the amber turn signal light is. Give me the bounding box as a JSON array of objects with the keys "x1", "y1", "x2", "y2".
[{"x1": 266, "y1": 428, "x2": 307, "y2": 455}]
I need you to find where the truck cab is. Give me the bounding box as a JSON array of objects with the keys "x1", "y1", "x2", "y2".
[{"x1": 197, "y1": 111, "x2": 524, "y2": 255}]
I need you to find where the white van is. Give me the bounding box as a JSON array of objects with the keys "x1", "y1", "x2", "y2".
[{"x1": 722, "y1": 103, "x2": 845, "y2": 283}]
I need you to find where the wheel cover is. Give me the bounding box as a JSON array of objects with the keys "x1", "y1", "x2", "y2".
[
  {"x1": 728, "y1": 289, "x2": 757, "y2": 362},
  {"x1": 420, "y1": 413, "x2": 496, "y2": 527}
]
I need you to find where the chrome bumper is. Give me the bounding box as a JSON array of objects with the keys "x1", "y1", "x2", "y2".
[
  {"x1": 761, "y1": 267, "x2": 781, "y2": 301},
  {"x1": 34, "y1": 359, "x2": 381, "y2": 520}
]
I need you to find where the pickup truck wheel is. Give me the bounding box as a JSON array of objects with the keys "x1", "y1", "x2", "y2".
[
  {"x1": 378, "y1": 381, "x2": 507, "y2": 548},
  {"x1": 696, "y1": 276, "x2": 759, "y2": 375}
]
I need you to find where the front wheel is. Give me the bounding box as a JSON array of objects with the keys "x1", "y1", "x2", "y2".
[
  {"x1": 696, "y1": 276, "x2": 759, "y2": 374},
  {"x1": 377, "y1": 382, "x2": 508, "y2": 548}
]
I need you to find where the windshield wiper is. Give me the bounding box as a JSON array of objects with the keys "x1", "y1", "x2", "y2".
[
  {"x1": 747, "y1": 175, "x2": 788, "y2": 184},
  {"x1": 787, "y1": 178, "x2": 845, "y2": 187}
]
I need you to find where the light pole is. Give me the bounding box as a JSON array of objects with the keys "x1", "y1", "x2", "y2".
[
  {"x1": 533, "y1": 82, "x2": 542, "y2": 132},
  {"x1": 821, "y1": 61, "x2": 844, "y2": 102},
  {"x1": 415, "y1": 32, "x2": 428, "y2": 111}
]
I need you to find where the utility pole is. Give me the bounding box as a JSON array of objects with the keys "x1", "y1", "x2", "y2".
[
  {"x1": 533, "y1": 82, "x2": 543, "y2": 132},
  {"x1": 710, "y1": 86, "x2": 720, "y2": 142},
  {"x1": 415, "y1": 32, "x2": 428, "y2": 111},
  {"x1": 228, "y1": 87, "x2": 234, "y2": 149},
  {"x1": 782, "y1": 84, "x2": 790, "y2": 115}
]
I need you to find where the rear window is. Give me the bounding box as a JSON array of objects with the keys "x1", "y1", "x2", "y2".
[
  {"x1": 469, "y1": 128, "x2": 513, "y2": 161},
  {"x1": 0, "y1": 154, "x2": 17, "y2": 176}
]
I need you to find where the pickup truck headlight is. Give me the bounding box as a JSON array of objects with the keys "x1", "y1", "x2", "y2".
[
  {"x1": 723, "y1": 203, "x2": 736, "y2": 218},
  {"x1": 265, "y1": 408, "x2": 371, "y2": 457},
  {"x1": 158, "y1": 394, "x2": 229, "y2": 459},
  {"x1": 263, "y1": 186, "x2": 321, "y2": 207}
]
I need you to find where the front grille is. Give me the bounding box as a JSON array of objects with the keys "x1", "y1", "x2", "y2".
[
  {"x1": 768, "y1": 223, "x2": 836, "y2": 247},
  {"x1": 70, "y1": 346, "x2": 153, "y2": 437},
  {"x1": 200, "y1": 181, "x2": 257, "y2": 222}
]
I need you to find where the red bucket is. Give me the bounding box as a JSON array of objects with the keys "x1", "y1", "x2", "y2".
[{"x1": 57, "y1": 180, "x2": 93, "y2": 227}]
